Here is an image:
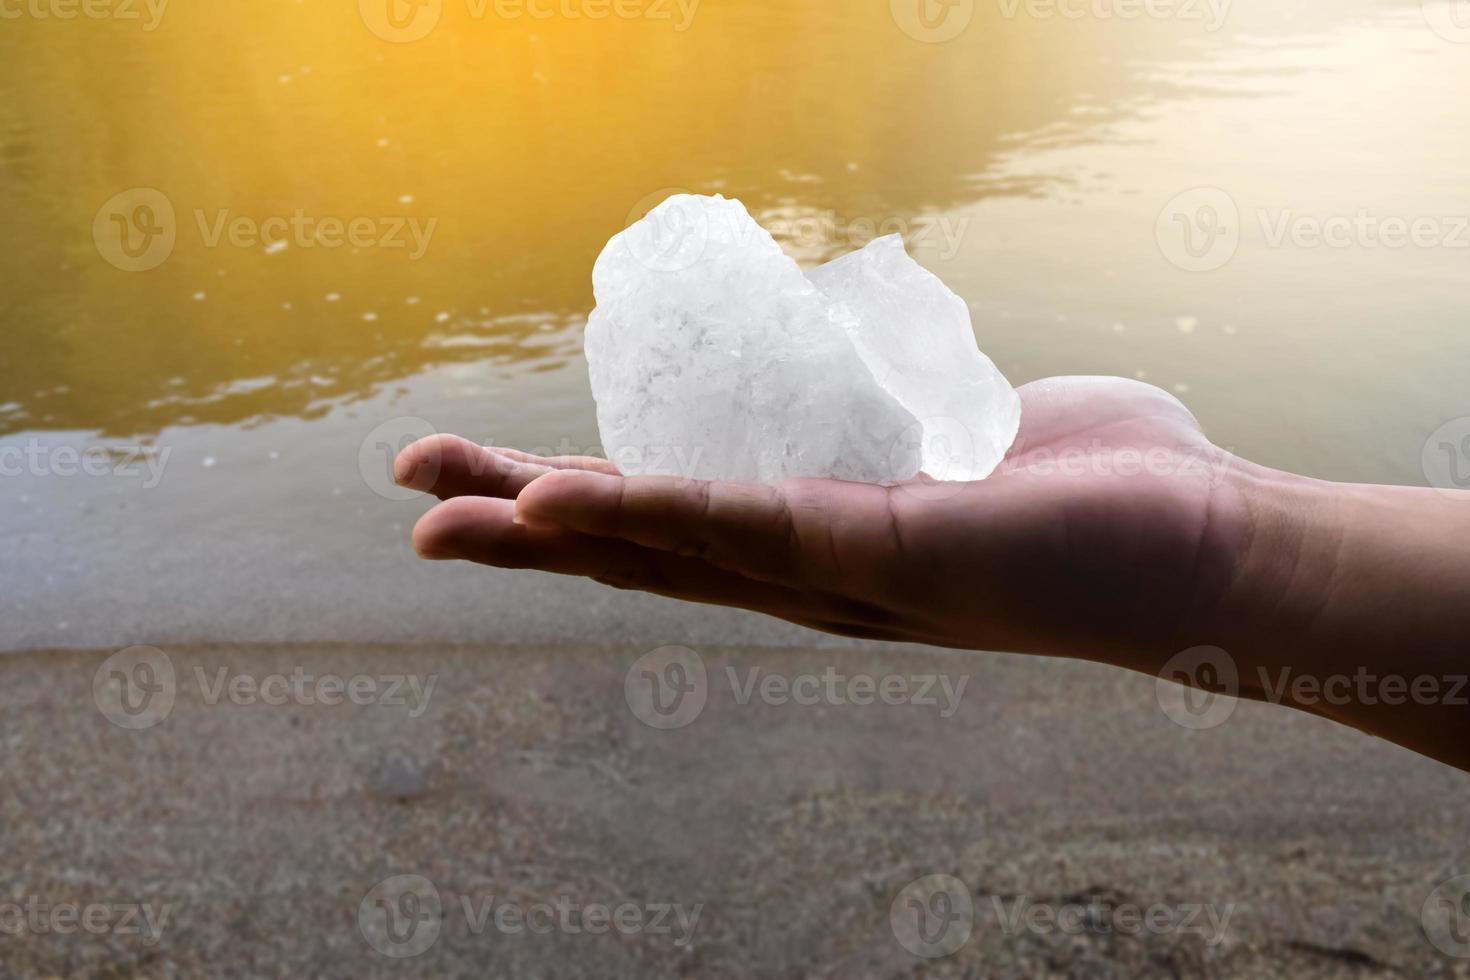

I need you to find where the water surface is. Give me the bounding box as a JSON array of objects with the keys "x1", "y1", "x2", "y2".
[{"x1": 1, "y1": 0, "x2": 1467, "y2": 645}]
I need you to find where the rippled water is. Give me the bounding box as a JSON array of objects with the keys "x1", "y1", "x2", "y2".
[{"x1": 1, "y1": 0, "x2": 1468, "y2": 644}]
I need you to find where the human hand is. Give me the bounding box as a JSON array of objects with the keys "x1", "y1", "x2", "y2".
[{"x1": 395, "y1": 376, "x2": 1255, "y2": 671}]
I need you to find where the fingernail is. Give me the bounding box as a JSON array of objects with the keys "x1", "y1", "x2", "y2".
[
  {"x1": 511, "y1": 507, "x2": 559, "y2": 530},
  {"x1": 394, "y1": 454, "x2": 422, "y2": 489}
]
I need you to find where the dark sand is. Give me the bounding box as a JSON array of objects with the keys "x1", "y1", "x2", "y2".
[{"x1": 3, "y1": 642, "x2": 1469, "y2": 978}]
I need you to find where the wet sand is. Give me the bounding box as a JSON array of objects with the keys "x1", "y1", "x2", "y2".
[{"x1": 3, "y1": 642, "x2": 1468, "y2": 978}]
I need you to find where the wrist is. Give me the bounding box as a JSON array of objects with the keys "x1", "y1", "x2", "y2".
[
  {"x1": 1208, "y1": 461, "x2": 1470, "y2": 705},
  {"x1": 1198, "y1": 461, "x2": 1349, "y2": 695}
]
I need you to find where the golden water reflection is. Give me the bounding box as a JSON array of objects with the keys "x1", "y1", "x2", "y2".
[{"x1": 0, "y1": 0, "x2": 1445, "y2": 436}]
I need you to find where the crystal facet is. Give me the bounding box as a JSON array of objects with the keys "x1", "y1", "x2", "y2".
[
  {"x1": 809, "y1": 234, "x2": 1022, "y2": 482},
  {"x1": 584, "y1": 194, "x2": 1020, "y2": 484}
]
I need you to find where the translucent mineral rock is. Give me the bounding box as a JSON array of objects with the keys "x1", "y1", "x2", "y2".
[
  {"x1": 809, "y1": 234, "x2": 1022, "y2": 482},
  {"x1": 584, "y1": 194, "x2": 1020, "y2": 484}
]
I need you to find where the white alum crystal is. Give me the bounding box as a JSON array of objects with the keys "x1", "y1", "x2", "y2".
[
  {"x1": 808, "y1": 233, "x2": 1022, "y2": 482},
  {"x1": 584, "y1": 194, "x2": 1021, "y2": 484}
]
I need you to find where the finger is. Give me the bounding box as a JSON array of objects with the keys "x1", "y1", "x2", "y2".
[
  {"x1": 514, "y1": 469, "x2": 884, "y2": 588},
  {"x1": 413, "y1": 495, "x2": 885, "y2": 631},
  {"x1": 394, "y1": 435, "x2": 617, "y2": 501},
  {"x1": 489, "y1": 446, "x2": 621, "y2": 474}
]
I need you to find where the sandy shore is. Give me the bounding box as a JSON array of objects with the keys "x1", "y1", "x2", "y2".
[{"x1": 3, "y1": 641, "x2": 1469, "y2": 978}]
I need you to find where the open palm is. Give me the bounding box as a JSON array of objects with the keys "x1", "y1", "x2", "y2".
[{"x1": 397, "y1": 376, "x2": 1252, "y2": 668}]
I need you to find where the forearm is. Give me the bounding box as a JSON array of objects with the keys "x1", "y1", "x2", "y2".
[{"x1": 1212, "y1": 463, "x2": 1470, "y2": 768}]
